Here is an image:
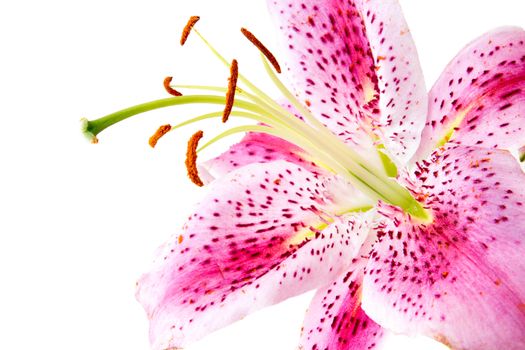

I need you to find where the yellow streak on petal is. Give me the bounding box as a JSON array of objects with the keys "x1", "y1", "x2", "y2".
[
  {"x1": 287, "y1": 207, "x2": 372, "y2": 247},
  {"x1": 434, "y1": 334, "x2": 453, "y2": 349},
  {"x1": 363, "y1": 79, "x2": 376, "y2": 104},
  {"x1": 288, "y1": 222, "x2": 328, "y2": 246},
  {"x1": 296, "y1": 151, "x2": 335, "y2": 173},
  {"x1": 351, "y1": 287, "x2": 363, "y2": 318},
  {"x1": 436, "y1": 104, "x2": 474, "y2": 147}
]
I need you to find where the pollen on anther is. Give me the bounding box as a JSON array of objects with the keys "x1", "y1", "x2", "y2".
[
  {"x1": 149, "y1": 124, "x2": 172, "y2": 148},
  {"x1": 163, "y1": 76, "x2": 183, "y2": 96},
  {"x1": 185, "y1": 130, "x2": 205, "y2": 187},
  {"x1": 180, "y1": 16, "x2": 200, "y2": 46},
  {"x1": 222, "y1": 59, "x2": 238, "y2": 123},
  {"x1": 240, "y1": 27, "x2": 281, "y2": 73}
]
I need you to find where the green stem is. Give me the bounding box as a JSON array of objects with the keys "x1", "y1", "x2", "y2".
[{"x1": 81, "y1": 95, "x2": 265, "y2": 141}]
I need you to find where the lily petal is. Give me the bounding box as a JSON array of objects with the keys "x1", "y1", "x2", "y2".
[
  {"x1": 267, "y1": 0, "x2": 427, "y2": 164},
  {"x1": 300, "y1": 262, "x2": 387, "y2": 350},
  {"x1": 362, "y1": 146, "x2": 525, "y2": 349},
  {"x1": 199, "y1": 132, "x2": 324, "y2": 183},
  {"x1": 416, "y1": 27, "x2": 525, "y2": 160},
  {"x1": 136, "y1": 160, "x2": 370, "y2": 349},
  {"x1": 359, "y1": 0, "x2": 427, "y2": 165}
]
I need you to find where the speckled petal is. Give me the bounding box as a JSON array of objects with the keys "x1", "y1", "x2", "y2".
[
  {"x1": 416, "y1": 27, "x2": 525, "y2": 161},
  {"x1": 267, "y1": 0, "x2": 426, "y2": 165},
  {"x1": 199, "y1": 132, "x2": 324, "y2": 183},
  {"x1": 359, "y1": 0, "x2": 427, "y2": 165},
  {"x1": 136, "y1": 160, "x2": 371, "y2": 350},
  {"x1": 362, "y1": 146, "x2": 525, "y2": 350},
  {"x1": 300, "y1": 263, "x2": 387, "y2": 350}
]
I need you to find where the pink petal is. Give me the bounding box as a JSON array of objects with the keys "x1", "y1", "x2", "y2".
[
  {"x1": 359, "y1": 0, "x2": 427, "y2": 165},
  {"x1": 416, "y1": 27, "x2": 525, "y2": 160},
  {"x1": 267, "y1": 0, "x2": 426, "y2": 164},
  {"x1": 362, "y1": 146, "x2": 525, "y2": 349},
  {"x1": 300, "y1": 263, "x2": 387, "y2": 350},
  {"x1": 200, "y1": 132, "x2": 323, "y2": 182},
  {"x1": 136, "y1": 160, "x2": 371, "y2": 349}
]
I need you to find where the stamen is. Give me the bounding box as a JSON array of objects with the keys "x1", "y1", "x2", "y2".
[
  {"x1": 163, "y1": 77, "x2": 183, "y2": 96},
  {"x1": 82, "y1": 27, "x2": 431, "y2": 221},
  {"x1": 82, "y1": 95, "x2": 272, "y2": 140},
  {"x1": 240, "y1": 28, "x2": 281, "y2": 73},
  {"x1": 185, "y1": 130, "x2": 204, "y2": 187},
  {"x1": 148, "y1": 124, "x2": 172, "y2": 148},
  {"x1": 180, "y1": 16, "x2": 200, "y2": 46},
  {"x1": 223, "y1": 59, "x2": 238, "y2": 123},
  {"x1": 193, "y1": 28, "x2": 287, "y2": 112}
]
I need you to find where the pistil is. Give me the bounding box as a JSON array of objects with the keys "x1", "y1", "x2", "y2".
[{"x1": 81, "y1": 95, "x2": 267, "y2": 140}]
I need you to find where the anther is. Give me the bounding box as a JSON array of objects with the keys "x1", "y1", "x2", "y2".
[
  {"x1": 185, "y1": 130, "x2": 205, "y2": 187},
  {"x1": 163, "y1": 76, "x2": 183, "y2": 96},
  {"x1": 180, "y1": 16, "x2": 200, "y2": 46},
  {"x1": 222, "y1": 59, "x2": 238, "y2": 123},
  {"x1": 240, "y1": 27, "x2": 281, "y2": 73},
  {"x1": 149, "y1": 124, "x2": 172, "y2": 148}
]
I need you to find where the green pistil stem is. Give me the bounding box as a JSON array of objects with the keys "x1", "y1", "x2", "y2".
[{"x1": 81, "y1": 95, "x2": 265, "y2": 141}]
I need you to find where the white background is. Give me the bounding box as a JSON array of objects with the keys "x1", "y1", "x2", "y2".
[{"x1": 1, "y1": 1, "x2": 523, "y2": 349}]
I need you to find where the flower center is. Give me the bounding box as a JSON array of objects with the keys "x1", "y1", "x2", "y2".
[{"x1": 80, "y1": 17, "x2": 431, "y2": 222}]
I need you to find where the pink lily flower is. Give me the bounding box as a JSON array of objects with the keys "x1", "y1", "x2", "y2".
[{"x1": 82, "y1": 1, "x2": 525, "y2": 349}]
